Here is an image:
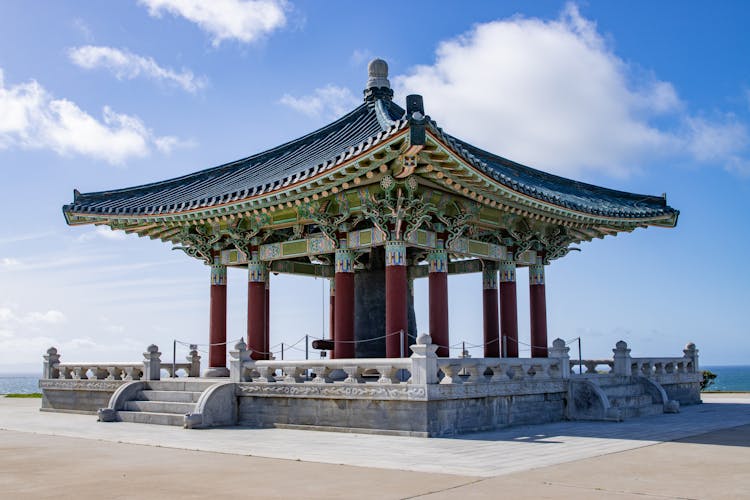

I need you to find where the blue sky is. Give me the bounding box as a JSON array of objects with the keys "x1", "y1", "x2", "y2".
[{"x1": 1, "y1": 1, "x2": 749, "y2": 373}]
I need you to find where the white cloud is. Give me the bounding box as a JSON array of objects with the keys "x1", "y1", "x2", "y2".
[
  {"x1": 27, "y1": 310, "x2": 67, "y2": 325},
  {"x1": 280, "y1": 85, "x2": 359, "y2": 119},
  {"x1": 68, "y1": 45, "x2": 207, "y2": 93},
  {"x1": 393, "y1": 3, "x2": 749, "y2": 178},
  {"x1": 140, "y1": 0, "x2": 288, "y2": 46},
  {"x1": 0, "y1": 68, "x2": 182, "y2": 164},
  {"x1": 0, "y1": 257, "x2": 20, "y2": 268},
  {"x1": 77, "y1": 226, "x2": 129, "y2": 242},
  {"x1": 0, "y1": 306, "x2": 66, "y2": 327}
]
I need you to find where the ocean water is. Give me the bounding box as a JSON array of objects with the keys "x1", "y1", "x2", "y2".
[
  {"x1": 0, "y1": 374, "x2": 40, "y2": 394},
  {"x1": 703, "y1": 365, "x2": 750, "y2": 392}
]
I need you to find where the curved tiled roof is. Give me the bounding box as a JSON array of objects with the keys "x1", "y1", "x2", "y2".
[
  {"x1": 427, "y1": 122, "x2": 676, "y2": 220},
  {"x1": 63, "y1": 96, "x2": 677, "y2": 224},
  {"x1": 64, "y1": 100, "x2": 407, "y2": 217}
]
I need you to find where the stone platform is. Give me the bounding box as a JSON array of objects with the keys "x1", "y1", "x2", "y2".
[{"x1": 39, "y1": 338, "x2": 702, "y2": 436}]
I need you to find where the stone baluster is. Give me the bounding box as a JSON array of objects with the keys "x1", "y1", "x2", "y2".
[
  {"x1": 549, "y1": 338, "x2": 571, "y2": 379},
  {"x1": 683, "y1": 342, "x2": 699, "y2": 373},
  {"x1": 507, "y1": 363, "x2": 524, "y2": 380},
  {"x1": 143, "y1": 344, "x2": 162, "y2": 381},
  {"x1": 409, "y1": 333, "x2": 439, "y2": 385},
  {"x1": 438, "y1": 362, "x2": 463, "y2": 384},
  {"x1": 341, "y1": 365, "x2": 362, "y2": 384},
  {"x1": 375, "y1": 365, "x2": 399, "y2": 384},
  {"x1": 187, "y1": 347, "x2": 201, "y2": 378},
  {"x1": 309, "y1": 365, "x2": 331, "y2": 384},
  {"x1": 612, "y1": 340, "x2": 632, "y2": 376},
  {"x1": 282, "y1": 365, "x2": 304, "y2": 383},
  {"x1": 487, "y1": 361, "x2": 510, "y2": 382},
  {"x1": 230, "y1": 340, "x2": 253, "y2": 382},
  {"x1": 43, "y1": 347, "x2": 60, "y2": 379},
  {"x1": 255, "y1": 366, "x2": 276, "y2": 383},
  {"x1": 70, "y1": 366, "x2": 85, "y2": 380},
  {"x1": 463, "y1": 361, "x2": 481, "y2": 383},
  {"x1": 105, "y1": 366, "x2": 121, "y2": 381}
]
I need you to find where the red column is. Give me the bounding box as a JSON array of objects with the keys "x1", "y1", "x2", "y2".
[
  {"x1": 428, "y1": 246, "x2": 449, "y2": 357},
  {"x1": 334, "y1": 246, "x2": 355, "y2": 359},
  {"x1": 329, "y1": 277, "x2": 335, "y2": 342},
  {"x1": 247, "y1": 251, "x2": 267, "y2": 360},
  {"x1": 265, "y1": 276, "x2": 270, "y2": 360},
  {"x1": 208, "y1": 259, "x2": 227, "y2": 372},
  {"x1": 499, "y1": 260, "x2": 519, "y2": 358},
  {"x1": 529, "y1": 257, "x2": 548, "y2": 358},
  {"x1": 483, "y1": 266, "x2": 500, "y2": 357},
  {"x1": 385, "y1": 241, "x2": 408, "y2": 358}
]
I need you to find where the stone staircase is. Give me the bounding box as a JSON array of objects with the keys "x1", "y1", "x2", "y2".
[
  {"x1": 567, "y1": 375, "x2": 669, "y2": 421},
  {"x1": 115, "y1": 380, "x2": 212, "y2": 427},
  {"x1": 595, "y1": 377, "x2": 663, "y2": 418}
]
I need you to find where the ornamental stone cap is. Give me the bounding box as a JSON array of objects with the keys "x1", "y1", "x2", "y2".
[
  {"x1": 364, "y1": 58, "x2": 393, "y2": 102},
  {"x1": 367, "y1": 58, "x2": 390, "y2": 89}
]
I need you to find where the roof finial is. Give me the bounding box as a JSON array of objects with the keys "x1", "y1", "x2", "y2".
[{"x1": 364, "y1": 58, "x2": 393, "y2": 103}]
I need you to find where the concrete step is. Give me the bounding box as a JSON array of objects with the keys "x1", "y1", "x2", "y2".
[
  {"x1": 620, "y1": 404, "x2": 664, "y2": 419},
  {"x1": 139, "y1": 390, "x2": 202, "y2": 403},
  {"x1": 124, "y1": 400, "x2": 195, "y2": 414},
  {"x1": 608, "y1": 394, "x2": 654, "y2": 409},
  {"x1": 145, "y1": 380, "x2": 215, "y2": 392},
  {"x1": 600, "y1": 384, "x2": 645, "y2": 397},
  {"x1": 118, "y1": 411, "x2": 184, "y2": 426}
]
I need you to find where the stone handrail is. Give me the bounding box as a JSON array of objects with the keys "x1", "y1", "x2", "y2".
[
  {"x1": 436, "y1": 357, "x2": 565, "y2": 384},
  {"x1": 573, "y1": 341, "x2": 699, "y2": 377},
  {"x1": 43, "y1": 345, "x2": 201, "y2": 381},
  {"x1": 570, "y1": 359, "x2": 614, "y2": 374},
  {"x1": 230, "y1": 335, "x2": 572, "y2": 385}
]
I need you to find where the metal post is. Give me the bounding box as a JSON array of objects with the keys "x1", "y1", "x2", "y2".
[
  {"x1": 462, "y1": 341, "x2": 466, "y2": 358},
  {"x1": 305, "y1": 334, "x2": 309, "y2": 360},
  {"x1": 502, "y1": 336, "x2": 507, "y2": 358},
  {"x1": 399, "y1": 330, "x2": 404, "y2": 358},
  {"x1": 172, "y1": 339, "x2": 176, "y2": 379},
  {"x1": 578, "y1": 337, "x2": 583, "y2": 374},
  {"x1": 281, "y1": 343, "x2": 284, "y2": 361}
]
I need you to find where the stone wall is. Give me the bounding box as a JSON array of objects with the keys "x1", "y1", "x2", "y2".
[
  {"x1": 236, "y1": 382, "x2": 567, "y2": 436},
  {"x1": 39, "y1": 380, "x2": 125, "y2": 413}
]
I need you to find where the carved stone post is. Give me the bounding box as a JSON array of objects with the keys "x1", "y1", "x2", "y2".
[
  {"x1": 43, "y1": 347, "x2": 60, "y2": 379},
  {"x1": 683, "y1": 342, "x2": 699, "y2": 373},
  {"x1": 143, "y1": 344, "x2": 161, "y2": 381},
  {"x1": 613, "y1": 340, "x2": 632, "y2": 376},
  {"x1": 409, "y1": 334, "x2": 439, "y2": 385},
  {"x1": 229, "y1": 340, "x2": 253, "y2": 382},
  {"x1": 549, "y1": 338, "x2": 571, "y2": 379},
  {"x1": 187, "y1": 346, "x2": 201, "y2": 378}
]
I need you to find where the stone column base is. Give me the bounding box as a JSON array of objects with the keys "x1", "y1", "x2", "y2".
[{"x1": 203, "y1": 367, "x2": 230, "y2": 378}]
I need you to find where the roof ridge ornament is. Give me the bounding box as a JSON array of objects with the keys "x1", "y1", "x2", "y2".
[{"x1": 364, "y1": 58, "x2": 394, "y2": 103}]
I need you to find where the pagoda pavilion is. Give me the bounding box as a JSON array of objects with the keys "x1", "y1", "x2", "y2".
[{"x1": 62, "y1": 59, "x2": 678, "y2": 377}]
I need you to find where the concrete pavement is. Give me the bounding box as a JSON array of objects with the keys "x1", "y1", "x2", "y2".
[{"x1": 1, "y1": 393, "x2": 748, "y2": 498}]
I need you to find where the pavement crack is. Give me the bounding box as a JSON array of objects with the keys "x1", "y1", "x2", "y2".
[{"x1": 399, "y1": 477, "x2": 487, "y2": 499}]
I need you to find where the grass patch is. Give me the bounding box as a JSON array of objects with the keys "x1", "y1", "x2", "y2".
[{"x1": 4, "y1": 393, "x2": 42, "y2": 398}]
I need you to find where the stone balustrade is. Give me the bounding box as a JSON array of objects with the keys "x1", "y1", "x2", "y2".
[
  {"x1": 570, "y1": 359, "x2": 614, "y2": 374},
  {"x1": 573, "y1": 341, "x2": 699, "y2": 378},
  {"x1": 230, "y1": 335, "x2": 571, "y2": 385},
  {"x1": 42, "y1": 345, "x2": 201, "y2": 381}
]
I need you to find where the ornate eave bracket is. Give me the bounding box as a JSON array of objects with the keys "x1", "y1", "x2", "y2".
[{"x1": 172, "y1": 225, "x2": 225, "y2": 264}]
